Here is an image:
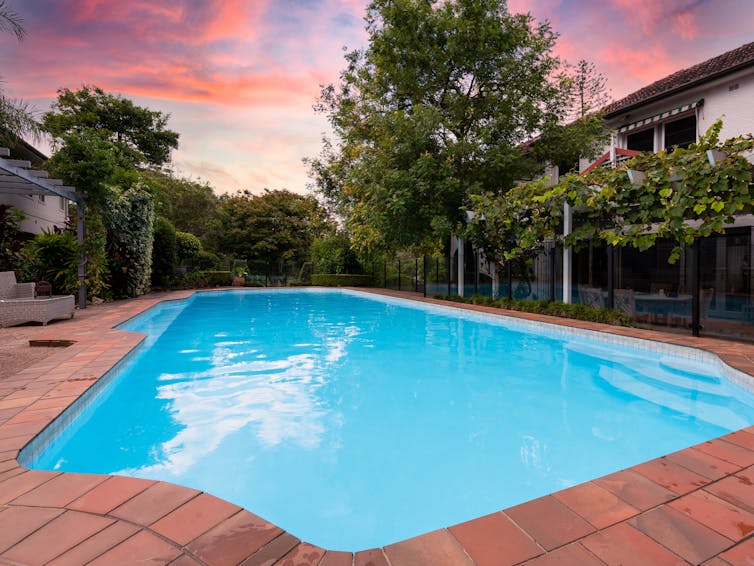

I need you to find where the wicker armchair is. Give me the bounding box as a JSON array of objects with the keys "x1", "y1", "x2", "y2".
[{"x1": 0, "y1": 272, "x2": 75, "y2": 328}]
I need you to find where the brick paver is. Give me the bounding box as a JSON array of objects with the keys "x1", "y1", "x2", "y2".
[{"x1": 1, "y1": 288, "x2": 754, "y2": 564}]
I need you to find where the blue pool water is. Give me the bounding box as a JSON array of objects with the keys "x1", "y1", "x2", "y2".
[{"x1": 23, "y1": 289, "x2": 754, "y2": 550}]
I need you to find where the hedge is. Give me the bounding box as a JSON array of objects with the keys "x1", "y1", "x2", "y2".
[
  {"x1": 311, "y1": 274, "x2": 374, "y2": 287},
  {"x1": 204, "y1": 271, "x2": 232, "y2": 286},
  {"x1": 435, "y1": 294, "x2": 633, "y2": 326}
]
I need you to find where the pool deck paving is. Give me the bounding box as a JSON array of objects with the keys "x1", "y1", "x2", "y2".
[{"x1": 2, "y1": 288, "x2": 754, "y2": 564}]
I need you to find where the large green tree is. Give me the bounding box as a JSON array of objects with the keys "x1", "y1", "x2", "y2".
[
  {"x1": 42, "y1": 87, "x2": 179, "y2": 297},
  {"x1": 216, "y1": 189, "x2": 333, "y2": 265},
  {"x1": 308, "y1": 0, "x2": 606, "y2": 253}
]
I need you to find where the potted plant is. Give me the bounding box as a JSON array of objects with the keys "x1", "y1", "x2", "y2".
[{"x1": 232, "y1": 266, "x2": 248, "y2": 286}]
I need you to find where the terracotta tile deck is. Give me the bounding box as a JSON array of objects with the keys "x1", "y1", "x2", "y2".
[{"x1": 2, "y1": 288, "x2": 754, "y2": 564}]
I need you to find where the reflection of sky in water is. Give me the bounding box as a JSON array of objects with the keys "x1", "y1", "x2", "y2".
[{"x1": 27, "y1": 290, "x2": 754, "y2": 551}]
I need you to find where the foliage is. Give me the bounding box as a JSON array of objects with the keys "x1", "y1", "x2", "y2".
[
  {"x1": 216, "y1": 189, "x2": 334, "y2": 265},
  {"x1": 468, "y1": 121, "x2": 754, "y2": 265},
  {"x1": 436, "y1": 294, "x2": 632, "y2": 326},
  {"x1": 176, "y1": 231, "x2": 202, "y2": 263},
  {"x1": 105, "y1": 183, "x2": 155, "y2": 298},
  {"x1": 21, "y1": 231, "x2": 79, "y2": 295},
  {"x1": 43, "y1": 86, "x2": 179, "y2": 169},
  {"x1": 176, "y1": 270, "x2": 231, "y2": 289},
  {"x1": 0, "y1": 0, "x2": 25, "y2": 41},
  {"x1": 151, "y1": 216, "x2": 177, "y2": 287},
  {"x1": 0, "y1": 204, "x2": 25, "y2": 271},
  {"x1": 308, "y1": 0, "x2": 606, "y2": 253},
  {"x1": 311, "y1": 233, "x2": 361, "y2": 274},
  {"x1": 563, "y1": 59, "x2": 611, "y2": 121},
  {"x1": 311, "y1": 273, "x2": 374, "y2": 287},
  {"x1": 0, "y1": 1, "x2": 41, "y2": 145},
  {"x1": 139, "y1": 169, "x2": 220, "y2": 245},
  {"x1": 194, "y1": 250, "x2": 222, "y2": 270}
]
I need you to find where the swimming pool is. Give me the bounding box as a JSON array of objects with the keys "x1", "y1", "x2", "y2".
[{"x1": 20, "y1": 289, "x2": 754, "y2": 550}]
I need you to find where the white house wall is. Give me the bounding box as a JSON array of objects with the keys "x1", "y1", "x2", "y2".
[{"x1": 4, "y1": 193, "x2": 68, "y2": 235}]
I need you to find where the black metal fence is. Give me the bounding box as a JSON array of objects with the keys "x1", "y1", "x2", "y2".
[{"x1": 226, "y1": 228, "x2": 754, "y2": 340}]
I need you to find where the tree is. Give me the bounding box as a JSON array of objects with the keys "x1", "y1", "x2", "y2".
[
  {"x1": 0, "y1": 0, "x2": 24, "y2": 40},
  {"x1": 139, "y1": 169, "x2": 220, "y2": 245},
  {"x1": 44, "y1": 86, "x2": 179, "y2": 168},
  {"x1": 308, "y1": 0, "x2": 604, "y2": 253},
  {"x1": 216, "y1": 190, "x2": 333, "y2": 265},
  {"x1": 0, "y1": 1, "x2": 40, "y2": 145},
  {"x1": 565, "y1": 60, "x2": 611, "y2": 120},
  {"x1": 42, "y1": 87, "x2": 179, "y2": 297}
]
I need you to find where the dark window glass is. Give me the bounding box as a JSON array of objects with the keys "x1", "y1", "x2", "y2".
[
  {"x1": 626, "y1": 128, "x2": 654, "y2": 152},
  {"x1": 664, "y1": 115, "x2": 696, "y2": 149}
]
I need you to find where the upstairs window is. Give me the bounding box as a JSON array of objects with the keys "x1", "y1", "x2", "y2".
[
  {"x1": 664, "y1": 115, "x2": 696, "y2": 150},
  {"x1": 626, "y1": 128, "x2": 654, "y2": 152}
]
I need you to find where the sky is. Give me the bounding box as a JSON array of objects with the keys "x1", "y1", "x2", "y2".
[{"x1": 1, "y1": 0, "x2": 752, "y2": 196}]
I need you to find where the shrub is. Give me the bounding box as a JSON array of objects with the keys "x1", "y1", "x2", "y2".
[
  {"x1": 151, "y1": 216, "x2": 177, "y2": 287},
  {"x1": 311, "y1": 234, "x2": 361, "y2": 274},
  {"x1": 21, "y1": 231, "x2": 79, "y2": 295},
  {"x1": 204, "y1": 270, "x2": 232, "y2": 286},
  {"x1": 193, "y1": 250, "x2": 221, "y2": 270},
  {"x1": 176, "y1": 231, "x2": 202, "y2": 263},
  {"x1": 311, "y1": 274, "x2": 374, "y2": 287},
  {"x1": 435, "y1": 294, "x2": 632, "y2": 326}
]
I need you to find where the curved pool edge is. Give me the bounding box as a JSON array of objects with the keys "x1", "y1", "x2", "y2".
[{"x1": 2, "y1": 287, "x2": 754, "y2": 564}]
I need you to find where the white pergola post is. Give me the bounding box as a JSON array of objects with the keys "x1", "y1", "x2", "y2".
[{"x1": 562, "y1": 202, "x2": 572, "y2": 304}]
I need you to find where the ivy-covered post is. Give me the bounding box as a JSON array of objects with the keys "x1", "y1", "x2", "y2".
[
  {"x1": 76, "y1": 194, "x2": 86, "y2": 310},
  {"x1": 691, "y1": 242, "x2": 701, "y2": 336},
  {"x1": 562, "y1": 202, "x2": 572, "y2": 304}
]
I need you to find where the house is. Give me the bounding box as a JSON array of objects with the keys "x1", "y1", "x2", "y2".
[
  {"x1": 0, "y1": 140, "x2": 70, "y2": 235},
  {"x1": 563, "y1": 41, "x2": 754, "y2": 337}
]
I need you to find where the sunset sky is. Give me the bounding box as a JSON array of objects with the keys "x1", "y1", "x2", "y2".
[{"x1": 1, "y1": 0, "x2": 752, "y2": 195}]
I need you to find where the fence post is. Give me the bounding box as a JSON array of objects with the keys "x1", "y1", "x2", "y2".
[
  {"x1": 507, "y1": 262, "x2": 513, "y2": 300},
  {"x1": 415, "y1": 258, "x2": 419, "y2": 293},
  {"x1": 423, "y1": 256, "x2": 427, "y2": 297},
  {"x1": 446, "y1": 254, "x2": 451, "y2": 296},
  {"x1": 691, "y1": 241, "x2": 701, "y2": 337},
  {"x1": 398, "y1": 260, "x2": 402, "y2": 291},
  {"x1": 549, "y1": 246, "x2": 556, "y2": 302},
  {"x1": 265, "y1": 264, "x2": 269, "y2": 287},
  {"x1": 384, "y1": 261, "x2": 387, "y2": 288},
  {"x1": 474, "y1": 250, "x2": 479, "y2": 296},
  {"x1": 607, "y1": 246, "x2": 614, "y2": 309}
]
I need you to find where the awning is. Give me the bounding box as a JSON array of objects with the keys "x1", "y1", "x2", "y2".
[
  {"x1": 617, "y1": 100, "x2": 703, "y2": 134},
  {"x1": 0, "y1": 147, "x2": 77, "y2": 201}
]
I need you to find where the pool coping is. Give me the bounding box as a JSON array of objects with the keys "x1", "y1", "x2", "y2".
[{"x1": 1, "y1": 287, "x2": 754, "y2": 564}]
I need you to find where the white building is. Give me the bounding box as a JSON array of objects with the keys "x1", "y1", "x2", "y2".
[{"x1": 1, "y1": 141, "x2": 70, "y2": 235}]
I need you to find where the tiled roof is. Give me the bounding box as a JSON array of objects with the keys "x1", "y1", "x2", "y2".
[{"x1": 603, "y1": 41, "x2": 754, "y2": 117}]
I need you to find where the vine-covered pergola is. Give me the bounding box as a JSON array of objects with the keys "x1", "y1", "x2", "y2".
[{"x1": 467, "y1": 121, "x2": 754, "y2": 336}]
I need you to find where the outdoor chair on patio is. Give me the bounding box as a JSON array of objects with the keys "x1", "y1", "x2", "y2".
[{"x1": 0, "y1": 271, "x2": 75, "y2": 328}]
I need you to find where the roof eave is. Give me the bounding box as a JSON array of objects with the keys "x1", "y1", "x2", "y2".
[{"x1": 604, "y1": 60, "x2": 754, "y2": 120}]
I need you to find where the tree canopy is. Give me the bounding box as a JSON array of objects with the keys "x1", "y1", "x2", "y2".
[
  {"x1": 308, "y1": 0, "x2": 607, "y2": 253},
  {"x1": 44, "y1": 86, "x2": 179, "y2": 168},
  {"x1": 216, "y1": 189, "x2": 334, "y2": 265}
]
